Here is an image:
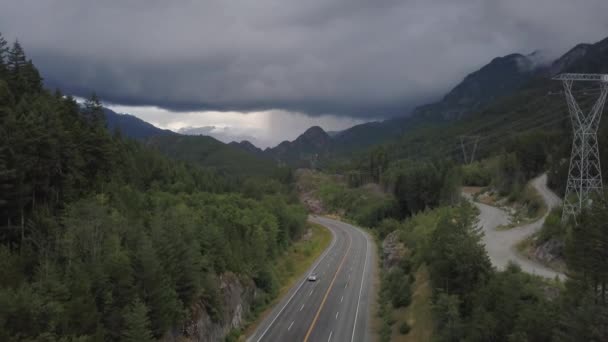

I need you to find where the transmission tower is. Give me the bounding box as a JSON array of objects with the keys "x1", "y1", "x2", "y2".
[
  {"x1": 459, "y1": 135, "x2": 480, "y2": 164},
  {"x1": 554, "y1": 73, "x2": 608, "y2": 222}
]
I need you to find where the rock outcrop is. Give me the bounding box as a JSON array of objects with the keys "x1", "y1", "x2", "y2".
[
  {"x1": 382, "y1": 231, "x2": 407, "y2": 270},
  {"x1": 163, "y1": 273, "x2": 258, "y2": 342}
]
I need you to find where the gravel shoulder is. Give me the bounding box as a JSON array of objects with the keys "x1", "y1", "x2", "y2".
[{"x1": 468, "y1": 174, "x2": 565, "y2": 280}]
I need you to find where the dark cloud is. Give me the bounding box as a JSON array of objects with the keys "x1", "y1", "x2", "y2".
[{"x1": 2, "y1": 0, "x2": 607, "y2": 118}]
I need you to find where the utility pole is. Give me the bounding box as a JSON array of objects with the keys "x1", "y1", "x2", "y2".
[
  {"x1": 554, "y1": 73, "x2": 608, "y2": 222},
  {"x1": 459, "y1": 135, "x2": 479, "y2": 164}
]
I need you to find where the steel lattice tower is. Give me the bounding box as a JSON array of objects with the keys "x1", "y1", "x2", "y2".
[
  {"x1": 459, "y1": 135, "x2": 479, "y2": 164},
  {"x1": 554, "y1": 73, "x2": 608, "y2": 222}
]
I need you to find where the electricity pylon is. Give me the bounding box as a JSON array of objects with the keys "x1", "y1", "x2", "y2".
[
  {"x1": 459, "y1": 135, "x2": 479, "y2": 164},
  {"x1": 554, "y1": 73, "x2": 608, "y2": 222}
]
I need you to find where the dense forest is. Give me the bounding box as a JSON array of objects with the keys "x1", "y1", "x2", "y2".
[{"x1": 0, "y1": 34, "x2": 307, "y2": 341}]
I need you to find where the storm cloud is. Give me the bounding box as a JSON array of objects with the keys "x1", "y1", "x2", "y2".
[{"x1": 2, "y1": 0, "x2": 608, "y2": 118}]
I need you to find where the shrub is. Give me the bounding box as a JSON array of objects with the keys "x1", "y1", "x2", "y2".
[{"x1": 399, "y1": 321, "x2": 411, "y2": 335}]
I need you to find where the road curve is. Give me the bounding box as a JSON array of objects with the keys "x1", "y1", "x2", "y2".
[
  {"x1": 247, "y1": 216, "x2": 376, "y2": 342},
  {"x1": 471, "y1": 174, "x2": 564, "y2": 279}
]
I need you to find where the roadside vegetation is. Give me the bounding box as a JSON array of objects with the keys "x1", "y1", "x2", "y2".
[{"x1": 240, "y1": 222, "x2": 331, "y2": 340}]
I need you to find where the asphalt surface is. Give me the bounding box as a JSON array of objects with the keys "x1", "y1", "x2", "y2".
[
  {"x1": 248, "y1": 216, "x2": 376, "y2": 342},
  {"x1": 471, "y1": 174, "x2": 565, "y2": 279}
]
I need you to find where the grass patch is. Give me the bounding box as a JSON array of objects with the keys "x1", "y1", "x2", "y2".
[
  {"x1": 390, "y1": 265, "x2": 434, "y2": 342},
  {"x1": 240, "y1": 222, "x2": 332, "y2": 340}
]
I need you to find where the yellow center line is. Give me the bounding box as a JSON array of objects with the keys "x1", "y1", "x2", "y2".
[{"x1": 303, "y1": 230, "x2": 352, "y2": 342}]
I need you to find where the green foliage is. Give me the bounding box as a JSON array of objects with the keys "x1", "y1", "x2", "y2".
[
  {"x1": 433, "y1": 292, "x2": 463, "y2": 342},
  {"x1": 537, "y1": 209, "x2": 566, "y2": 244},
  {"x1": 0, "y1": 35, "x2": 307, "y2": 341},
  {"x1": 384, "y1": 268, "x2": 412, "y2": 308},
  {"x1": 146, "y1": 134, "x2": 282, "y2": 179},
  {"x1": 121, "y1": 298, "x2": 154, "y2": 342},
  {"x1": 427, "y1": 205, "x2": 492, "y2": 314},
  {"x1": 308, "y1": 172, "x2": 397, "y2": 228},
  {"x1": 461, "y1": 159, "x2": 495, "y2": 186},
  {"x1": 466, "y1": 263, "x2": 557, "y2": 341}
]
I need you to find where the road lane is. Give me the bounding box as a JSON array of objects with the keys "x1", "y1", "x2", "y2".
[{"x1": 248, "y1": 216, "x2": 376, "y2": 342}]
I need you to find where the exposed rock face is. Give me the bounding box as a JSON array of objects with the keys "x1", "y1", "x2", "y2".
[
  {"x1": 382, "y1": 231, "x2": 407, "y2": 270},
  {"x1": 532, "y1": 238, "x2": 565, "y2": 266},
  {"x1": 163, "y1": 273, "x2": 257, "y2": 342}
]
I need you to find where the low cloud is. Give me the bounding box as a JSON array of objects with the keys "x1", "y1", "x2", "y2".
[{"x1": 1, "y1": 1, "x2": 607, "y2": 118}]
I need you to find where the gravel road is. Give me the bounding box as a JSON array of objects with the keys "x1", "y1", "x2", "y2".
[{"x1": 470, "y1": 174, "x2": 565, "y2": 280}]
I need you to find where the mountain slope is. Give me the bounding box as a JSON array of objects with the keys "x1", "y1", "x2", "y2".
[
  {"x1": 272, "y1": 51, "x2": 550, "y2": 164},
  {"x1": 146, "y1": 135, "x2": 279, "y2": 177},
  {"x1": 265, "y1": 126, "x2": 332, "y2": 166},
  {"x1": 413, "y1": 52, "x2": 546, "y2": 120},
  {"x1": 228, "y1": 140, "x2": 267, "y2": 158},
  {"x1": 104, "y1": 108, "x2": 175, "y2": 139}
]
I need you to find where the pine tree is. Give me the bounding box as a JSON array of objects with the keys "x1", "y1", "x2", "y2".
[
  {"x1": 121, "y1": 298, "x2": 154, "y2": 342},
  {"x1": 84, "y1": 93, "x2": 104, "y2": 125},
  {"x1": 0, "y1": 32, "x2": 8, "y2": 79},
  {"x1": 7, "y1": 41, "x2": 26, "y2": 72},
  {"x1": 135, "y1": 234, "x2": 182, "y2": 336}
]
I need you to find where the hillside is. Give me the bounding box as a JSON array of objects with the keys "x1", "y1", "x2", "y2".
[
  {"x1": 413, "y1": 52, "x2": 546, "y2": 120},
  {"x1": 104, "y1": 107, "x2": 175, "y2": 139},
  {"x1": 266, "y1": 49, "x2": 559, "y2": 166},
  {"x1": 146, "y1": 134, "x2": 280, "y2": 178},
  {"x1": 265, "y1": 126, "x2": 332, "y2": 167}
]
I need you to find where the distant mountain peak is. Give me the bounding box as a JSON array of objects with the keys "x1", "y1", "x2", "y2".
[
  {"x1": 301, "y1": 125, "x2": 328, "y2": 138},
  {"x1": 228, "y1": 140, "x2": 266, "y2": 157}
]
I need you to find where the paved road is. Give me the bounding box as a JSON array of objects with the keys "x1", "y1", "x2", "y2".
[
  {"x1": 471, "y1": 174, "x2": 564, "y2": 279},
  {"x1": 248, "y1": 216, "x2": 376, "y2": 342}
]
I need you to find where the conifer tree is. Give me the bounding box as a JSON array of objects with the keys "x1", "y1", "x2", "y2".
[
  {"x1": 121, "y1": 298, "x2": 154, "y2": 342},
  {"x1": 135, "y1": 234, "x2": 182, "y2": 336},
  {"x1": 0, "y1": 32, "x2": 8, "y2": 78}
]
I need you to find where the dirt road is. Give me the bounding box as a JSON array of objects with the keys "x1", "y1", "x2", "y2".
[{"x1": 470, "y1": 174, "x2": 565, "y2": 279}]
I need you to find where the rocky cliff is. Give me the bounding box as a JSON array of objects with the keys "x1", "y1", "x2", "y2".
[{"x1": 163, "y1": 273, "x2": 258, "y2": 342}]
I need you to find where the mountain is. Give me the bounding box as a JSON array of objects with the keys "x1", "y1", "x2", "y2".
[
  {"x1": 359, "y1": 35, "x2": 608, "y2": 169},
  {"x1": 413, "y1": 51, "x2": 547, "y2": 120},
  {"x1": 145, "y1": 134, "x2": 279, "y2": 177},
  {"x1": 103, "y1": 108, "x2": 175, "y2": 139},
  {"x1": 228, "y1": 140, "x2": 267, "y2": 157},
  {"x1": 556, "y1": 36, "x2": 608, "y2": 74},
  {"x1": 267, "y1": 52, "x2": 547, "y2": 163},
  {"x1": 265, "y1": 126, "x2": 332, "y2": 167}
]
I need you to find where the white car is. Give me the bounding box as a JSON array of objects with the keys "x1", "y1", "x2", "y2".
[{"x1": 307, "y1": 274, "x2": 318, "y2": 281}]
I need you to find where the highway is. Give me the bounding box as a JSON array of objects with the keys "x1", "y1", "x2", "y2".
[{"x1": 248, "y1": 216, "x2": 376, "y2": 342}]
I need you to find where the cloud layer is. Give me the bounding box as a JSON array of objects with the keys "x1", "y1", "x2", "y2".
[{"x1": 2, "y1": 0, "x2": 608, "y2": 118}]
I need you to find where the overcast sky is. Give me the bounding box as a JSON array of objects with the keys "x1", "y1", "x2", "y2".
[{"x1": 2, "y1": 0, "x2": 608, "y2": 147}]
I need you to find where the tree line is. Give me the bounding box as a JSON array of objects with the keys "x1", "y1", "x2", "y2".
[{"x1": 0, "y1": 33, "x2": 307, "y2": 341}]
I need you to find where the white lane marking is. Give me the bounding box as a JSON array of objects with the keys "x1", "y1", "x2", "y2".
[
  {"x1": 341, "y1": 296, "x2": 344, "y2": 303},
  {"x1": 288, "y1": 321, "x2": 294, "y2": 331},
  {"x1": 309, "y1": 289, "x2": 314, "y2": 296},
  {"x1": 351, "y1": 228, "x2": 370, "y2": 342},
  {"x1": 328, "y1": 330, "x2": 333, "y2": 342},
  {"x1": 254, "y1": 223, "x2": 337, "y2": 342},
  {"x1": 336, "y1": 311, "x2": 339, "y2": 319},
  {"x1": 300, "y1": 304, "x2": 304, "y2": 311}
]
